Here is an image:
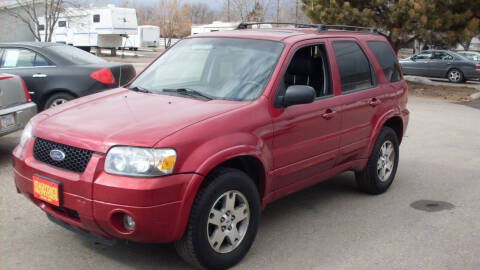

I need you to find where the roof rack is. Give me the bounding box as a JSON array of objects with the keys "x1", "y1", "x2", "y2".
[
  {"x1": 317, "y1": 24, "x2": 377, "y2": 33},
  {"x1": 235, "y1": 22, "x2": 378, "y2": 34},
  {"x1": 236, "y1": 22, "x2": 318, "y2": 30}
]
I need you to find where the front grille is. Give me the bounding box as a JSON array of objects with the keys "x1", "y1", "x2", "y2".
[{"x1": 33, "y1": 138, "x2": 93, "y2": 173}]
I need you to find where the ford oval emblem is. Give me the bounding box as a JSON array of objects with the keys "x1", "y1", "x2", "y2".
[{"x1": 50, "y1": 149, "x2": 66, "y2": 161}]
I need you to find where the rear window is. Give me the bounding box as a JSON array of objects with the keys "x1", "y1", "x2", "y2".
[
  {"x1": 58, "y1": 21, "x2": 67, "y2": 27},
  {"x1": 332, "y1": 41, "x2": 374, "y2": 92},
  {"x1": 93, "y1": 14, "x2": 100, "y2": 23},
  {"x1": 367, "y1": 41, "x2": 402, "y2": 82},
  {"x1": 46, "y1": 45, "x2": 105, "y2": 65}
]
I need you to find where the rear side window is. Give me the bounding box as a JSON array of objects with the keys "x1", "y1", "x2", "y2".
[
  {"x1": 93, "y1": 14, "x2": 100, "y2": 23},
  {"x1": 332, "y1": 41, "x2": 373, "y2": 92},
  {"x1": 58, "y1": 21, "x2": 67, "y2": 27},
  {"x1": 367, "y1": 41, "x2": 402, "y2": 82},
  {"x1": 1, "y1": 49, "x2": 35, "y2": 67},
  {"x1": 34, "y1": 54, "x2": 51, "y2": 66}
]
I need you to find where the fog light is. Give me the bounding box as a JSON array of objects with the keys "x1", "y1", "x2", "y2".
[{"x1": 123, "y1": 214, "x2": 136, "y2": 231}]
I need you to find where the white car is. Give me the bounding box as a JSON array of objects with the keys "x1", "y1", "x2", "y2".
[
  {"x1": 0, "y1": 73, "x2": 37, "y2": 136},
  {"x1": 457, "y1": 51, "x2": 480, "y2": 62}
]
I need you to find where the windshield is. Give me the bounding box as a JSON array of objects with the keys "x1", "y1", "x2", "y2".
[
  {"x1": 46, "y1": 45, "x2": 106, "y2": 64},
  {"x1": 129, "y1": 38, "x2": 284, "y2": 101}
]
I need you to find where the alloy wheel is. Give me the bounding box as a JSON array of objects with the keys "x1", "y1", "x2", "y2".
[
  {"x1": 377, "y1": 140, "x2": 395, "y2": 182},
  {"x1": 50, "y1": 98, "x2": 68, "y2": 107},
  {"x1": 207, "y1": 190, "x2": 250, "y2": 254},
  {"x1": 449, "y1": 70, "x2": 461, "y2": 82}
]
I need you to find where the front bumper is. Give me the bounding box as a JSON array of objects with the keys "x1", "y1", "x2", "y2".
[
  {"x1": 0, "y1": 102, "x2": 37, "y2": 136},
  {"x1": 13, "y1": 142, "x2": 201, "y2": 243}
]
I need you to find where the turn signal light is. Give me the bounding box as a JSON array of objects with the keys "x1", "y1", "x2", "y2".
[{"x1": 90, "y1": 68, "x2": 116, "y2": 85}]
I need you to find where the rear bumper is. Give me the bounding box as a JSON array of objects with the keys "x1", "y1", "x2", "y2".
[
  {"x1": 0, "y1": 102, "x2": 36, "y2": 136},
  {"x1": 12, "y1": 145, "x2": 201, "y2": 243}
]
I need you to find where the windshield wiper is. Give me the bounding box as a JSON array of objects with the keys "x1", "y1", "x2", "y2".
[
  {"x1": 129, "y1": 86, "x2": 153, "y2": 93},
  {"x1": 162, "y1": 88, "x2": 213, "y2": 100}
]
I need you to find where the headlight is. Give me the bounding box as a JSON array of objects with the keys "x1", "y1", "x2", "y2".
[
  {"x1": 105, "y1": 146, "x2": 177, "y2": 177},
  {"x1": 19, "y1": 122, "x2": 33, "y2": 148}
]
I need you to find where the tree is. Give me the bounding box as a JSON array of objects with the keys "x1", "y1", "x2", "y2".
[
  {"x1": 223, "y1": 0, "x2": 272, "y2": 21},
  {"x1": 186, "y1": 3, "x2": 218, "y2": 24},
  {"x1": 301, "y1": 0, "x2": 480, "y2": 53},
  {"x1": 0, "y1": 0, "x2": 71, "y2": 42},
  {"x1": 246, "y1": 2, "x2": 265, "y2": 21},
  {"x1": 154, "y1": 0, "x2": 191, "y2": 48}
]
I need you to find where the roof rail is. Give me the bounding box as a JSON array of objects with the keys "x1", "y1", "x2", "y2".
[
  {"x1": 236, "y1": 22, "x2": 318, "y2": 30},
  {"x1": 317, "y1": 24, "x2": 377, "y2": 33},
  {"x1": 235, "y1": 22, "x2": 378, "y2": 34}
]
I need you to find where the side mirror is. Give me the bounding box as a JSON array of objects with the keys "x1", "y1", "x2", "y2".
[
  {"x1": 411, "y1": 56, "x2": 416, "y2": 61},
  {"x1": 282, "y1": 85, "x2": 315, "y2": 107}
]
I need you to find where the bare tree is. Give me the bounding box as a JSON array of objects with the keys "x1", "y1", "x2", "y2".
[
  {"x1": 186, "y1": 3, "x2": 218, "y2": 24},
  {"x1": 0, "y1": 0, "x2": 71, "y2": 42},
  {"x1": 154, "y1": 0, "x2": 191, "y2": 48},
  {"x1": 224, "y1": 0, "x2": 272, "y2": 21}
]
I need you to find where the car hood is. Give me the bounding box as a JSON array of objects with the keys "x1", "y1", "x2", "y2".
[{"x1": 33, "y1": 88, "x2": 248, "y2": 153}]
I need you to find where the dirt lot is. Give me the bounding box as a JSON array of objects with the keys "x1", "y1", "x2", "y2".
[{"x1": 407, "y1": 81, "x2": 479, "y2": 102}]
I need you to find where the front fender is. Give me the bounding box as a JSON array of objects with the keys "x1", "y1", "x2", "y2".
[{"x1": 170, "y1": 133, "x2": 272, "y2": 240}]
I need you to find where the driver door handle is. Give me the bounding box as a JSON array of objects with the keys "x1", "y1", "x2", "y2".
[
  {"x1": 32, "y1": 73, "x2": 47, "y2": 78},
  {"x1": 322, "y1": 109, "x2": 337, "y2": 120}
]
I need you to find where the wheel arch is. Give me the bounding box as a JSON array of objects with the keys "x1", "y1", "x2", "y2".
[
  {"x1": 359, "y1": 111, "x2": 405, "y2": 171},
  {"x1": 172, "y1": 149, "x2": 270, "y2": 241},
  {"x1": 40, "y1": 89, "x2": 78, "y2": 109}
]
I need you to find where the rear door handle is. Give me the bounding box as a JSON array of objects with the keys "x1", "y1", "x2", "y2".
[
  {"x1": 32, "y1": 73, "x2": 47, "y2": 78},
  {"x1": 368, "y1": 98, "x2": 381, "y2": 107},
  {"x1": 322, "y1": 109, "x2": 337, "y2": 120}
]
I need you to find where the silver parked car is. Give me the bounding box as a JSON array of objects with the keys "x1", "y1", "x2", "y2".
[
  {"x1": 457, "y1": 51, "x2": 480, "y2": 63},
  {"x1": 399, "y1": 50, "x2": 480, "y2": 83},
  {"x1": 0, "y1": 73, "x2": 37, "y2": 137}
]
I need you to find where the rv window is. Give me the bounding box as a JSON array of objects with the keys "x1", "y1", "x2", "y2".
[
  {"x1": 93, "y1": 14, "x2": 100, "y2": 23},
  {"x1": 58, "y1": 21, "x2": 67, "y2": 27},
  {"x1": 38, "y1": 24, "x2": 45, "y2": 31}
]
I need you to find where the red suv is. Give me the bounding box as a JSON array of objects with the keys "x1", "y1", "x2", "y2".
[{"x1": 13, "y1": 23, "x2": 409, "y2": 269}]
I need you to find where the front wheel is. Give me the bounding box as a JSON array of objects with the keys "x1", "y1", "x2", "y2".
[
  {"x1": 355, "y1": 127, "x2": 399, "y2": 194},
  {"x1": 175, "y1": 168, "x2": 260, "y2": 270}
]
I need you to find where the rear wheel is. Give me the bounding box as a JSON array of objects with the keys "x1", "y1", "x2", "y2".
[
  {"x1": 175, "y1": 168, "x2": 260, "y2": 270},
  {"x1": 355, "y1": 127, "x2": 399, "y2": 194},
  {"x1": 447, "y1": 68, "x2": 464, "y2": 83},
  {"x1": 44, "y1": 92, "x2": 75, "y2": 109}
]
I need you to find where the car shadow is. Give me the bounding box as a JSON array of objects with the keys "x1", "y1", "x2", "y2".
[{"x1": 78, "y1": 172, "x2": 361, "y2": 269}]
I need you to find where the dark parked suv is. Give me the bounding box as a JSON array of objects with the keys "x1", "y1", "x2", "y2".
[{"x1": 13, "y1": 23, "x2": 409, "y2": 269}]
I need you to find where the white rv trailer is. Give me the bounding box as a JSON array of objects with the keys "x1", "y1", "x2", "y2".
[
  {"x1": 39, "y1": 5, "x2": 138, "y2": 50},
  {"x1": 121, "y1": 25, "x2": 161, "y2": 50}
]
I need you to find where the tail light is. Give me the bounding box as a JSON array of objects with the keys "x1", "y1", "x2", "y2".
[
  {"x1": 19, "y1": 77, "x2": 31, "y2": 102},
  {"x1": 475, "y1": 64, "x2": 480, "y2": 70},
  {"x1": 0, "y1": 75, "x2": 13, "y2": 80},
  {"x1": 90, "y1": 68, "x2": 116, "y2": 85}
]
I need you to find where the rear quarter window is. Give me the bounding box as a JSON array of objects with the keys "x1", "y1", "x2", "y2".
[
  {"x1": 332, "y1": 41, "x2": 374, "y2": 92},
  {"x1": 367, "y1": 41, "x2": 402, "y2": 82}
]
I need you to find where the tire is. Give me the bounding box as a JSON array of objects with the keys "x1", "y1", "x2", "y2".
[
  {"x1": 447, "y1": 68, "x2": 464, "y2": 83},
  {"x1": 175, "y1": 168, "x2": 261, "y2": 270},
  {"x1": 355, "y1": 127, "x2": 399, "y2": 195},
  {"x1": 44, "y1": 92, "x2": 75, "y2": 109}
]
